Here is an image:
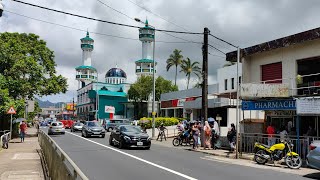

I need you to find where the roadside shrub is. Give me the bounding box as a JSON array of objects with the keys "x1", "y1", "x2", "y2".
[{"x1": 139, "y1": 117, "x2": 179, "y2": 129}]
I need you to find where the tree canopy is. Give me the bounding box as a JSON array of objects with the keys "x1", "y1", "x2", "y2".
[
  {"x1": 166, "y1": 49, "x2": 183, "y2": 86},
  {"x1": 0, "y1": 32, "x2": 68, "y2": 129},
  {"x1": 128, "y1": 76, "x2": 178, "y2": 102},
  {"x1": 0, "y1": 32, "x2": 68, "y2": 99}
]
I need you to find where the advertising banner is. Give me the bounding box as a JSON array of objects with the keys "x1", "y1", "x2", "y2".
[
  {"x1": 241, "y1": 83, "x2": 289, "y2": 99},
  {"x1": 296, "y1": 98, "x2": 320, "y2": 115},
  {"x1": 242, "y1": 100, "x2": 296, "y2": 110},
  {"x1": 105, "y1": 106, "x2": 115, "y2": 113}
]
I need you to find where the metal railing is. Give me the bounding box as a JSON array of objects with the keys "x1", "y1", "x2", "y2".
[
  {"x1": 242, "y1": 72, "x2": 320, "y2": 97},
  {"x1": 239, "y1": 133, "x2": 319, "y2": 160},
  {"x1": 38, "y1": 130, "x2": 88, "y2": 180}
]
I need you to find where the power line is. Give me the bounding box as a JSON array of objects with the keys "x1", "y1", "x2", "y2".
[
  {"x1": 95, "y1": 0, "x2": 201, "y2": 44},
  {"x1": 208, "y1": 52, "x2": 225, "y2": 59},
  {"x1": 208, "y1": 44, "x2": 226, "y2": 55},
  {"x1": 126, "y1": 0, "x2": 192, "y2": 33},
  {"x1": 11, "y1": 0, "x2": 202, "y2": 34},
  {"x1": 96, "y1": 0, "x2": 134, "y2": 20},
  {"x1": 5, "y1": 10, "x2": 199, "y2": 44},
  {"x1": 209, "y1": 33, "x2": 237, "y2": 48}
]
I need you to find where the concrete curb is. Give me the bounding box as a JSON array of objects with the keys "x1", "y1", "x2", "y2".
[{"x1": 186, "y1": 148, "x2": 254, "y2": 161}]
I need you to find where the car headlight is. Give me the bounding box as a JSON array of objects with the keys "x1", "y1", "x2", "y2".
[
  {"x1": 124, "y1": 136, "x2": 131, "y2": 141},
  {"x1": 147, "y1": 137, "x2": 152, "y2": 141}
]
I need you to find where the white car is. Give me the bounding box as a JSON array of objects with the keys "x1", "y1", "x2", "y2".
[
  {"x1": 71, "y1": 122, "x2": 84, "y2": 132},
  {"x1": 48, "y1": 121, "x2": 65, "y2": 135},
  {"x1": 307, "y1": 140, "x2": 320, "y2": 170}
]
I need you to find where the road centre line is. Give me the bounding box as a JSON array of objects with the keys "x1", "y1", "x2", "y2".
[{"x1": 66, "y1": 132, "x2": 198, "y2": 180}]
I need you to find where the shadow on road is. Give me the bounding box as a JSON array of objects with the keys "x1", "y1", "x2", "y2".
[{"x1": 303, "y1": 172, "x2": 320, "y2": 179}]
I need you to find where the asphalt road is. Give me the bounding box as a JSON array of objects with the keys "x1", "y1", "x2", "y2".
[{"x1": 41, "y1": 127, "x2": 314, "y2": 180}]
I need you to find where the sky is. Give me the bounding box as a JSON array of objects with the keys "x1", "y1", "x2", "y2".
[{"x1": 1, "y1": 0, "x2": 320, "y2": 103}]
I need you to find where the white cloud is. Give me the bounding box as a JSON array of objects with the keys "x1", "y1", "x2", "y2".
[{"x1": 2, "y1": 0, "x2": 320, "y2": 102}]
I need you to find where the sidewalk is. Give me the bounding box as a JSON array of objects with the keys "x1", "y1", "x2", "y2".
[
  {"x1": 0, "y1": 127, "x2": 44, "y2": 180},
  {"x1": 152, "y1": 137, "x2": 319, "y2": 176}
]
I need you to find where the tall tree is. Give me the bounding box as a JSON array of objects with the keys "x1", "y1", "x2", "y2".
[
  {"x1": 166, "y1": 49, "x2": 183, "y2": 86},
  {"x1": 0, "y1": 32, "x2": 68, "y2": 99},
  {"x1": 180, "y1": 58, "x2": 201, "y2": 89},
  {"x1": 128, "y1": 76, "x2": 177, "y2": 118},
  {"x1": 0, "y1": 32, "x2": 68, "y2": 129}
]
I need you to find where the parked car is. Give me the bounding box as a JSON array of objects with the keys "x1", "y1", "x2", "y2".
[
  {"x1": 82, "y1": 121, "x2": 105, "y2": 138},
  {"x1": 48, "y1": 121, "x2": 65, "y2": 135},
  {"x1": 109, "y1": 125, "x2": 151, "y2": 149},
  {"x1": 71, "y1": 122, "x2": 84, "y2": 132},
  {"x1": 102, "y1": 119, "x2": 131, "y2": 132},
  {"x1": 307, "y1": 141, "x2": 320, "y2": 170}
]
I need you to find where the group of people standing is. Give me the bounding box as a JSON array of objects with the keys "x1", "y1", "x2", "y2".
[{"x1": 177, "y1": 120, "x2": 237, "y2": 151}]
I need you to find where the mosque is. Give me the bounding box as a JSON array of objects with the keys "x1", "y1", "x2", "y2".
[{"x1": 75, "y1": 20, "x2": 156, "y2": 120}]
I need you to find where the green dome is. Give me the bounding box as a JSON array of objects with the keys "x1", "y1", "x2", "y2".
[
  {"x1": 75, "y1": 65, "x2": 97, "y2": 71},
  {"x1": 81, "y1": 31, "x2": 94, "y2": 42}
]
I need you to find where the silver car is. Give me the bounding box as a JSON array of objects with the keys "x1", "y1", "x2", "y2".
[
  {"x1": 48, "y1": 121, "x2": 65, "y2": 135},
  {"x1": 71, "y1": 122, "x2": 84, "y2": 132},
  {"x1": 307, "y1": 140, "x2": 320, "y2": 170}
]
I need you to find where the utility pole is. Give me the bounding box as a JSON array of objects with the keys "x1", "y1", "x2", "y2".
[
  {"x1": 201, "y1": 27, "x2": 209, "y2": 145},
  {"x1": 72, "y1": 97, "x2": 75, "y2": 117}
]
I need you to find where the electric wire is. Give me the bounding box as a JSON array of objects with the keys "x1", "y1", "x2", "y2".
[
  {"x1": 209, "y1": 33, "x2": 237, "y2": 48},
  {"x1": 11, "y1": 0, "x2": 202, "y2": 34},
  {"x1": 4, "y1": 10, "x2": 199, "y2": 44},
  {"x1": 95, "y1": 0, "x2": 202, "y2": 44}
]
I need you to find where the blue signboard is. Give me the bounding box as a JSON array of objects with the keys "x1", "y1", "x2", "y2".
[{"x1": 242, "y1": 100, "x2": 296, "y2": 110}]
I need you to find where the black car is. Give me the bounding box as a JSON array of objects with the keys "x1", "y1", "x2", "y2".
[
  {"x1": 82, "y1": 121, "x2": 105, "y2": 138},
  {"x1": 109, "y1": 125, "x2": 151, "y2": 149}
]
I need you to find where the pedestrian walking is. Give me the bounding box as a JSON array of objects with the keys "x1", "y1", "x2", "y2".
[
  {"x1": 192, "y1": 122, "x2": 199, "y2": 150},
  {"x1": 203, "y1": 121, "x2": 211, "y2": 150},
  {"x1": 266, "y1": 123, "x2": 275, "y2": 146},
  {"x1": 227, "y1": 123, "x2": 236, "y2": 152},
  {"x1": 20, "y1": 121, "x2": 27, "y2": 142}
]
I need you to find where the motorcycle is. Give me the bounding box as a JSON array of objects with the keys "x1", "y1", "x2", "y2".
[
  {"x1": 172, "y1": 130, "x2": 193, "y2": 146},
  {"x1": 254, "y1": 140, "x2": 302, "y2": 169}
]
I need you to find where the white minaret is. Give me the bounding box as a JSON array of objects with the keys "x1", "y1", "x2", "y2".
[
  {"x1": 135, "y1": 19, "x2": 157, "y2": 77},
  {"x1": 75, "y1": 31, "x2": 97, "y2": 88}
]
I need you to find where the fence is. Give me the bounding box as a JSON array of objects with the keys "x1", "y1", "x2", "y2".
[
  {"x1": 38, "y1": 130, "x2": 88, "y2": 180},
  {"x1": 239, "y1": 133, "x2": 320, "y2": 160}
]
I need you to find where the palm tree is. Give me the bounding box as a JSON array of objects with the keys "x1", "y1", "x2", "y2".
[
  {"x1": 180, "y1": 58, "x2": 201, "y2": 89},
  {"x1": 166, "y1": 49, "x2": 183, "y2": 86}
]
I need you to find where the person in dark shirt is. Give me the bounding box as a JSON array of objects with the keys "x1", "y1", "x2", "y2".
[{"x1": 157, "y1": 123, "x2": 167, "y2": 141}]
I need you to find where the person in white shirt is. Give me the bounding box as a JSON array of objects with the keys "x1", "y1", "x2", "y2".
[{"x1": 279, "y1": 126, "x2": 288, "y2": 142}]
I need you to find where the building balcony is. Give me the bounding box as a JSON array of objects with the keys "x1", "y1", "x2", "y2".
[
  {"x1": 136, "y1": 69, "x2": 156, "y2": 73},
  {"x1": 76, "y1": 74, "x2": 97, "y2": 80}
]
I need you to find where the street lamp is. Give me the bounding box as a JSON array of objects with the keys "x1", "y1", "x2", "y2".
[{"x1": 135, "y1": 18, "x2": 156, "y2": 137}]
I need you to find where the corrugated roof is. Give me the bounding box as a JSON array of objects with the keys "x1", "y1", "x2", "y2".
[{"x1": 226, "y1": 27, "x2": 320, "y2": 62}]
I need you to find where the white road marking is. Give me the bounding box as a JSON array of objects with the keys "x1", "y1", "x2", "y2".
[{"x1": 66, "y1": 131, "x2": 198, "y2": 180}]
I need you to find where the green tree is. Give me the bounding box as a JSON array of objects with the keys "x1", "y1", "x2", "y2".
[
  {"x1": 0, "y1": 32, "x2": 68, "y2": 99},
  {"x1": 155, "y1": 76, "x2": 178, "y2": 101},
  {"x1": 166, "y1": 49, "x2": 183, "y2": 86},
  {"x1": 180, "y1": 58, "x2": 201, "y2": 89},
  {"x1": 128, "y1": 76, "x2": 177, "y2": 118},
  {"x1": 0, "y1": 32, "x2": 68, "y2": 129}
]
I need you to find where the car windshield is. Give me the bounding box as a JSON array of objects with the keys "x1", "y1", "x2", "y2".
[
  {"x1": 121, "y1": 126, "x2": 143, "y2": 133},
  {"x1": 87, "y1": 122, "x2": 101, "y2": 127},
  {"x1": 75, "y1": 122, "x2": 83, "y2": 126}
]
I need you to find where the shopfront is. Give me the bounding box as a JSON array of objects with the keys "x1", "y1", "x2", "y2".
[{"x1": 242, "y1": 99, "x2": 297, "y2": 133}]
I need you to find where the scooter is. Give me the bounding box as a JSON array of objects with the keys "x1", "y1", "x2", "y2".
[{"x1": 254, "y1": 140, "x2": 302, "y2": 169}]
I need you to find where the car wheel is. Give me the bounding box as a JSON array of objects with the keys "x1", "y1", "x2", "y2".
[
  {"x1": 109, "y1": 137, "x2": 113, "y2": 146},
  {"x1": 71, "y1": 129, "x2": 73, "y2": 132},
  {"x1": 62, "y1": 132, "x2": 65, "y2": 135},
  {"x1": 145, "y1": 146, "x2": 151, "y2": 150},
  {"x1": 119, "y1": 140, "x2": 124, "y2": 149},
  {"x1": 81, "y1": 132, "x2": 84, "y2": 137}
]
